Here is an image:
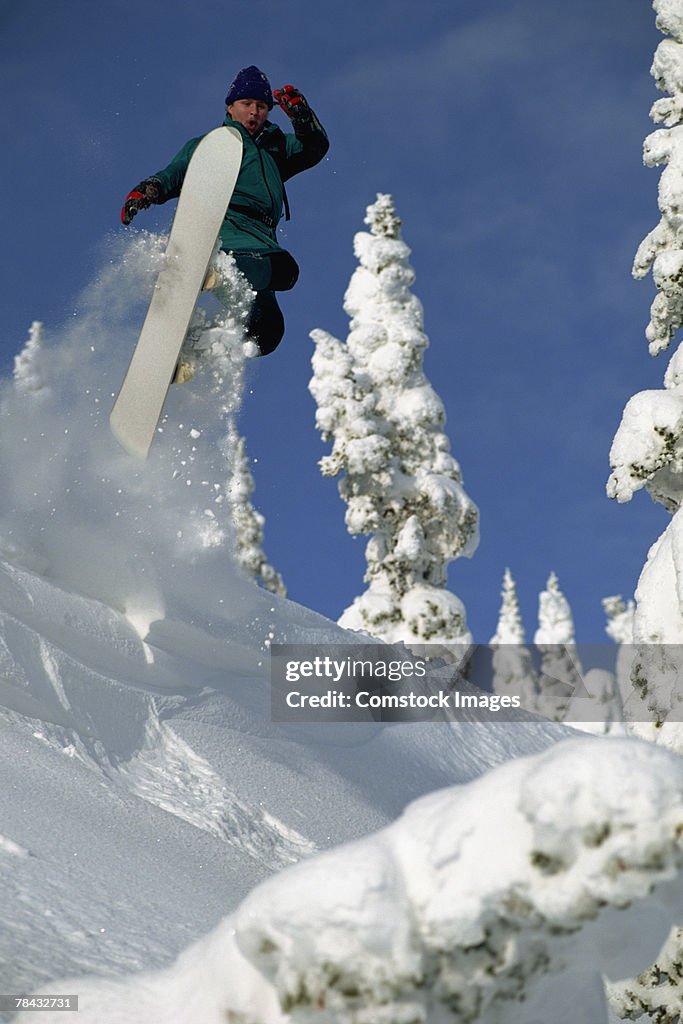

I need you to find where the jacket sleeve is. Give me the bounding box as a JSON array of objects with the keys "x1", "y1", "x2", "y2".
[
  {"x1": 152, "y1": 136, "x2": 204, "y2": 202},
  {"x1": 278, "y1": 108, "x2": 329, "y2": 182}
]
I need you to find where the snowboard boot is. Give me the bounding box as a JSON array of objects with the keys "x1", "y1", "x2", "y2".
[
  {"x1": 174, "y1": 359, "x2": 195, "y2": 385},
  {"x1": 202, "y1": 267, "x2": 219, "y2": 291},
  {"x1": 175, "y1": 267, "x2": 217, "y2": 382}
]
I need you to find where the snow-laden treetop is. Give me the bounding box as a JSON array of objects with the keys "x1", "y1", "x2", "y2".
[
  {"x1": 364, "y1": 190, "x2": 402, "y2": 239},
  {"x1": 534, "y1": 571, "x2": 576, "y2": 646}
]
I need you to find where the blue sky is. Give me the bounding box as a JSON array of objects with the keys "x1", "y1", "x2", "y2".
[{"x1": 0, "y1": 0, "x2": 671, "y2": 643}]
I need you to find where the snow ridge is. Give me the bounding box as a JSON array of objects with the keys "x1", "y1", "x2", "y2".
[
  {"x1": 0, "y1": 551, "x2": 314, "y2": 868},
  {"x1": 116, "y1": 709, "x2": 315, "y2": 867}
]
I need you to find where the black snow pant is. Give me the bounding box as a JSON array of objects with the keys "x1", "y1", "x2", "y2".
[{"x1": 231, "y1": 250, "x2": 299, "y2": 356}]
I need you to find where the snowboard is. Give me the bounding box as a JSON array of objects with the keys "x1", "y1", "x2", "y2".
[{"x1": 110, "y1": 125, "x2": 243, "y2": 459}]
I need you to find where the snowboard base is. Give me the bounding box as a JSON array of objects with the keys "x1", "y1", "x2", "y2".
[{"x1": 110, "y1": 126, "x2": 243, "y2": 458}]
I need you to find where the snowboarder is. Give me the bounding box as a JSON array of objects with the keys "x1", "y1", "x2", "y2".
[{"x1": 120, "y1": 65, "x2": 329, "y2": 357}]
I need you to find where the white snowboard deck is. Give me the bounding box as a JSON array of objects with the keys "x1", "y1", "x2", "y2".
[{"x1": 110, "y1": 126, "x2": 243, "y2": 459}]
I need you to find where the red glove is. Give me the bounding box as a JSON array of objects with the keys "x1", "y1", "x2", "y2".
[
  {"x1": 273, "y1": 85, "x2": 310, "y2": 122},
  {"x1": 120, "y1": 178, "x2": 161, "y2": 225}
]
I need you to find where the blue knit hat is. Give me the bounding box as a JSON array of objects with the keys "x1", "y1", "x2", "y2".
[{"x1": 225, "y1": 66, "x2": 274, "y2": 110}]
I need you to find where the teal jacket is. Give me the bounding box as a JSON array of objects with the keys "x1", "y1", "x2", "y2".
[{"x1": 152, "y1": 112, "x2": 329, "y2": 254}]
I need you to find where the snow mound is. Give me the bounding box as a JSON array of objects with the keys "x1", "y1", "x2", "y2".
[{"x1": 21, "y1": 736, "x2": 683, "y2": 1024}]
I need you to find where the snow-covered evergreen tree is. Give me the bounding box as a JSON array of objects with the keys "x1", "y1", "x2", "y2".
[
  {"x1": 490, "y1": 568, "x2": 525, "y2": 645},
  {"x1": 603, "y1": 594, "x2": 635, "y2": 646},
  {"x1": 225, "y1": 421, "x2": 286, "y2": 597},
  {"x1": 489, "y1": 568, "x2": 538, "y2": 709},
  {"x1": 603, "y1": 594, "x2": 636, "y2": 712},
  {"x1": 309, "y1": 194, "x2": 479, "y2": 651},
  {"x1": 176, "y1": 251, "x2": 285, "y2": 596},
  {"x1": 533, "y1": 572, "x2": 582, "y2": 722},
  {"x1": 607, "y1": 0, "x2": 683, "y2": 750},
  {"x1": 606, "y1": 5, "x2": 683, "y2": 1018}
]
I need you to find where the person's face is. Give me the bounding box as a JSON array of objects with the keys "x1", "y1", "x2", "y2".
[{"x1": 228, "y1": 98, "x2": 269, "y2": 136}]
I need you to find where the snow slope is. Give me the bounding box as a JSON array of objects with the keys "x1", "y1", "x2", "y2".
[
  {"x1": 0, "y1": 544, "x2": 571, "y2": 1018},
  {"x1": 24, "y1": 737, "x2": 683, "y2": 1024},
  {"x1": 0, "y1": 236, "x2": 570, "y2": 1018},
  {"x1": 4, "y1": 235, "x2": 680, "y2": 1024}
]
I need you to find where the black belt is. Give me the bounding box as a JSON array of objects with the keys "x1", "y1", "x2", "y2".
[{"x1": 229, "y1": 203, "x2": 277, "y2": 229}]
